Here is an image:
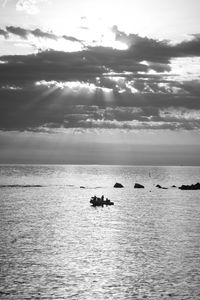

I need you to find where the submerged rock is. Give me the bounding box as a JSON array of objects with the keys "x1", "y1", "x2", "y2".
[
  {"x1": 114, "y1": 182, "x2": 124, "y2": 188},
  {"x1": 179, "y1": 182, "x2": 200, "y2": 190},
  {"x1": 134, "y1": 183, "x2": 144, "y2": 188}
]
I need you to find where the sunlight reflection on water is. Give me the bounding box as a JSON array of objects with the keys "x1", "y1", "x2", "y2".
[{"x1": 0, "y1": 165, "x2": 200, "y2": 299}]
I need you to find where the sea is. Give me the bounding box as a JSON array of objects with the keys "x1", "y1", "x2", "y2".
[{"x1": 0, "y1": 164, "x2": 200, "y2": 300}]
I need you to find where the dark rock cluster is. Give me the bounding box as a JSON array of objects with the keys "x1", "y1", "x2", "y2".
[
  {"x1": 110, "y1": 181, "x2": 200, "y2": 190},
  {"x1": 179, "y1": 182, "x2": 200, "y2": 190}
]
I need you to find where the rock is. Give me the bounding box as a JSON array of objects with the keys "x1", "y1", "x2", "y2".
[
  {"x1": 179, "y1": 182, "x2": 200, "y2": 190},
  {"x1": 171, "y1": 185, "x2": 177, "y2": 188},
  {"x1": 114, "y1": 182, "x2": 124, "y2": 188},
  {"x1": 80, "y1": 186, "x2": 85, "y2": 189},
  {"x1": 156, "y1": 184, "x2": 168, "y2": 189},
  {"x1": 156, "y1": 184, "x2": 162, "y2": 188},
  {"x1": 134, "y1": 183, "x2": 144, "y2": 188}
]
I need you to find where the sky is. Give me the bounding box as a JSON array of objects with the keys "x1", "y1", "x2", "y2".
[{"x1": 0, "y1": 0, "x2": 200, "y2": 165}]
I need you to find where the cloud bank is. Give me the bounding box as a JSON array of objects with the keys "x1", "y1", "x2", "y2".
[{"x1": 0, "y1": 26, "x2": 200, "y2": 132}]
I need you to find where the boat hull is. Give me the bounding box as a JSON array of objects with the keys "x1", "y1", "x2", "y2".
[{"x1": 90, "y1": 198, "x2": 114, "y2": 206}]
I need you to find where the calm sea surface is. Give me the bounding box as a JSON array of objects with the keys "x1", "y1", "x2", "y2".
[{"x1": 0, "y1": 165, "x2": 200, "y2": 299}]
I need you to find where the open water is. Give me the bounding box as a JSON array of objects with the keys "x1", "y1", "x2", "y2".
[{"x1": 0, "y1": 165, "x2": 200, "y2": 299}]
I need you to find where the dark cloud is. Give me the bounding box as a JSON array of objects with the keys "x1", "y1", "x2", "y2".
[
  {"x1": 0, "y1": 46, "x2": 199, "y2": 97},
  {"x1": 31, "y1": 28, "x2": 57, "y2": 40},
  {"x1": 2, "y1": 25, "x2": 200, "y2": 69},
  {"x1": 5, "y1": 26, "x2": 58, "y2": 40},
  {"x1": 6, "y1": 26, "x2": 28, "y2": 39},
  {"x1": 113, "y1": 26, "x2": 200, "y2": 63},
  {"x1": 2, "y1": 25, "x2": 200, "y2": 63},
  {"x1": 0, "y1": 27, "x2": 200, "y2": 132},
  {"x1": 0, "y1": 28, "x2": 8, "y2": 38},
  {"x1": 0, "y1": 50, "x2": 106, "y2": 87},
  {"x1": 62, "y1": 35, "x2": 83, "y2": 44},
  {"x1": 177, "y1": 35, "x2": 200, "y2": 56},
  {"x1": 180, "y1": 80, "x2": 200, "y2": 96},
  {"x1": 3, "y1": 25, "x2": 83, "y2": 43},
  {"x1": 0, "y1": 47, "x2": 172, "y2": 91},
  {"x1": 0, "y1": 81, "x2": 199, "y2": 131}
]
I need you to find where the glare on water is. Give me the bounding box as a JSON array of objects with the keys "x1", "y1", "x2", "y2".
[{"x1": 0, "y1": 165, "x2": 200, "y2": 299}]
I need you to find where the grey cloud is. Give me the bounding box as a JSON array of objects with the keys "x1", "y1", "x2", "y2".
[
  {"x1": 113, "y1": 26, "x2": 200, "y2": 63},
  {"x1": 112, "y1": 26, "x2": 172, "y2": 63},
  {"x1": 0, "y1": 47, "x2": 170, "y2": 89},
  {"x1": 31, "y1": 28, "x2": 57, "y2": 40},
  {"x1": 77, "y1": 119, "x2": 200, "y2": 131},
  {"x1": 0, "y1": 86, "x2": 106, "y2": 131},
  {"x1": 147, "y1": 62, "x2": 171, "y2": 73},
  {"x1": 0, "y1": 47, "x2": 199, "y2": 109},
  {"x1": 1, "y1": 28, "x2": 200, "y2": 132},
  {"x1": 0, "y1": 28, "x2": 8, "y2": 38},
  {"x1": 5, "y1": 26, "x2": 58, "y2": 40},
  {"x1": 2, "y1": 24, "x2": 200, "y2": 64},
  {"x1": 0, "y1": 50, "x2": 107, "y2": 86},
  {"x1": 0, "y1": 81, "x2": 199, "y2": 131},
  {"x1": 6, "y1": 26, "x2": 28, "y2": 39},
  {"x1": 103, "y1": 107, "x2": 147, "y2": 122},
  {"x1": 62, "y1": 35, "x2": 83, "y2": 44},
  {"x1": 177, "y1": 35, "x2": 200, "y2": 56},
  {"x1": 180, "y1": 80, "x2": 200, "y2": 96},
  {"x1": 1, "y1": 26, "x2": 84, "y2": 50},
  {"x1": 2, "y1": 25, "x2": 200, "y2": 74}
]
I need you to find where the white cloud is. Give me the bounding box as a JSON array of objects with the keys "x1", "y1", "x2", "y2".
[{"x1": 16, "y1": 0, "x2": 47, "y2": 14}]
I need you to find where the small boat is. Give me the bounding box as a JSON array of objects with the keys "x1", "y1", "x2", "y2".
[{"x1": 90, "y1": 196, "x2": 114, "y2": 207}]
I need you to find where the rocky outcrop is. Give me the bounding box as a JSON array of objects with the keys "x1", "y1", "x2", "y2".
[
  {"x1": 134, "y1": 183, "x2": 144, "y2": 188},
  {"x1": 156, "y1": 184, "x2": 161, "y2": 188},
  {"x1": 156, "y1": 184, "x2": 168, "y2": 189},
  {"x1": 179, "y1": 182, "x2": 200, "y2": 190},
  {"x1": 114, "y1": 182, "x2": 124, "y2": 188}
]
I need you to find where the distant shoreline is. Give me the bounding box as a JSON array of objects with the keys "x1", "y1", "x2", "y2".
[{"x1": 1, "y1": 163, "x2": 200, "y2": 167}]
